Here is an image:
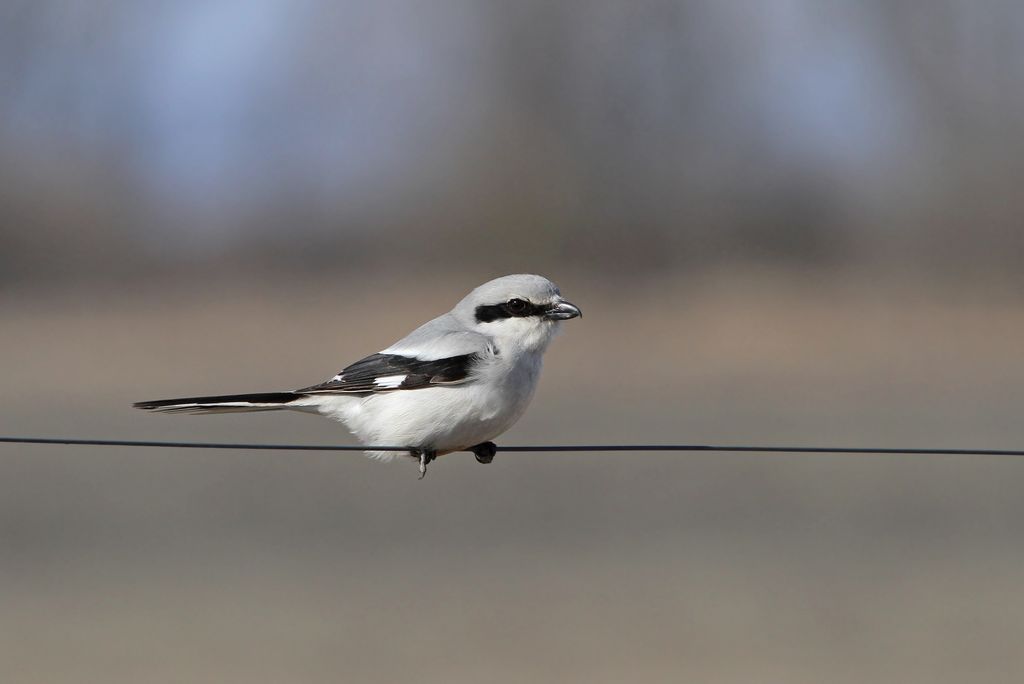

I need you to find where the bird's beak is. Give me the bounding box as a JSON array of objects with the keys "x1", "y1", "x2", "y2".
[{"x1": 544, "y1": 299, "x2": 582, "y2": 320}]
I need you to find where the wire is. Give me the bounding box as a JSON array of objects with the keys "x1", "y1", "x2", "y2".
[{"x1": 2, "y1": 436, "x2": 1024, "y2": 457}]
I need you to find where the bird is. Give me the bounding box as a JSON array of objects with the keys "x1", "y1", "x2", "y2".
[{"x1": 134, "y1": 274, "x2": 581, "y2": 477}]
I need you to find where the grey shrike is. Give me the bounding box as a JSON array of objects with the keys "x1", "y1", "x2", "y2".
[{"x1": 134, "y1": 274, "x2": 581, "y2": 477}]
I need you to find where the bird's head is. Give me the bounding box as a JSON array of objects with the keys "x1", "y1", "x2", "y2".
[{"x1": 455, "y1": 274, "x2": 581, "y2": 353}]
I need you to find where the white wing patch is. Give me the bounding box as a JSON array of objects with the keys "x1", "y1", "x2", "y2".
[{"x1": 373, "y1": 375, "x2": 407, "y2": 389}]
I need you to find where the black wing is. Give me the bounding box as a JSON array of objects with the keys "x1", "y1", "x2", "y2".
[{"x1": 297, "y1": 353, "x2": 480, "y2": 394}]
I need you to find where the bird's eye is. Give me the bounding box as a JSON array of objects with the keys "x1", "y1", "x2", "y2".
[{"x1": 506, "y1": 298, "x2": 529, "y2": 314}]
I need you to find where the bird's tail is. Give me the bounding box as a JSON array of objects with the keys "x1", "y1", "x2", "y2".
[{"x1": 133, "y1": 392, "x2": 307, "y2": 415}]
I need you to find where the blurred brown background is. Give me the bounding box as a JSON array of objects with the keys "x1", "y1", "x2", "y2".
[{"x1": 3, "y1": 2, "x2": 1024, "y2": 682}]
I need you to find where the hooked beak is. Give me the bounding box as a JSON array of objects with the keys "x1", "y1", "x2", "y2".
[{"x1": 544, "y1": 299, "x2": 582, "y2": 320}]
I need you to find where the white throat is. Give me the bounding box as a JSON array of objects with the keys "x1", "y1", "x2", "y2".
[{"x1": 479, "y1": 318, "x2": 559, "y2": 356}]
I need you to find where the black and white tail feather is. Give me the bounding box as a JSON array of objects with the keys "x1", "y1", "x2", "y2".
[
  {"x1": 134, "y1": 274, "x2": 581, "y2": 476},
  {"x1": 133, "y1": 392, "x2": 305, "y2": 415}
]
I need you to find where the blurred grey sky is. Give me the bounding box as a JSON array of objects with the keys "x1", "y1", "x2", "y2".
[{"x1": 2, "y1": 1, "x2": 1023, "y2": 282}]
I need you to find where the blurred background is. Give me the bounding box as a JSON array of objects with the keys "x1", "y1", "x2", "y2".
[{"x1": 2, "y1": 1, "x2": 1024, "y2": 681}]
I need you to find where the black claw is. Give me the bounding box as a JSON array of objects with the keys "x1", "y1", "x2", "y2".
[{"x1": 471, "y1": 441, "x2": 497, "y2": 464}]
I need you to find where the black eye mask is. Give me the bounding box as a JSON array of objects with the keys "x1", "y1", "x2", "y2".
[{"x1": 474, "y1": 299, "x2": 548, "y2": 323}]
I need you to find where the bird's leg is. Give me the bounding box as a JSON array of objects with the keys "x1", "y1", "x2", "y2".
[
  {"x1": 414, "y1": 448, "x2": 437, "y2": 479},
  {"x1": 471, "y1": 441, "x2": 497, "y2": 464}
]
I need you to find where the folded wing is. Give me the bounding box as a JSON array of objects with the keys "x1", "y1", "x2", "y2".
[{"x1": 297, "y1": 352, "x2": 480, "y2": 394}]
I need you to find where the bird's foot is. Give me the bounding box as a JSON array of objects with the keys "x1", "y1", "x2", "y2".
[
  {"x1": 414, "y1": 449, "x2": 437, "y2": 479},
  {"x1": 471, "y1": 441, "x2": 497, "y2": 464}
]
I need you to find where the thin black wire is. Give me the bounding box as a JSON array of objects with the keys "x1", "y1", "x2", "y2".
[{"x1": 2, "y1": 436, "x2": 1024, "y2": 457}]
